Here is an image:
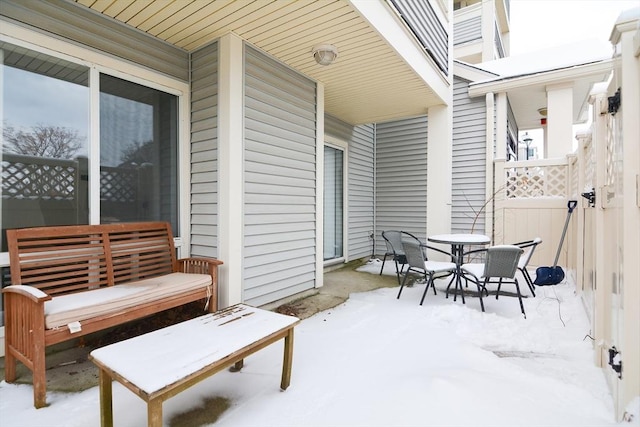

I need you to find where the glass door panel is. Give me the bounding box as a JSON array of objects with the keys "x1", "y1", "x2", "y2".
[
  {"x1": 324, "y1": 145, "x2": 343, "y2": 261},
  {"x1": 99, "y1": 74, "x2": 178, "y2": 231}
]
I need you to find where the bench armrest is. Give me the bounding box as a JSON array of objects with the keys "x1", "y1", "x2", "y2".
[
  {"x1": 2, "y1": 285, "x2": 52, "y2": 303},
  {"x1": 177, "y1": 257, "x2": 222, "y2": 312},
  {"x1": 177, "y1": 257, "x2": 223, "y2": 275}
]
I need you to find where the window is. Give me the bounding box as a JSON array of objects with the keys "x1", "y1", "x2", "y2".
[
  {"x1": 1, "y1": 40, "x2": 183, "y2": 329},
  {"x1": 99, "y1": 74, "x2": 178, "y2": 229},
  {"x1": 1, "y1": 42, "x2": 180, "y2": 246}
]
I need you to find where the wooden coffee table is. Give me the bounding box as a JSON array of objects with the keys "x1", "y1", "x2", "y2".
[{"x1": 89, "y1": 304, "x2": 300, "y2": 427}]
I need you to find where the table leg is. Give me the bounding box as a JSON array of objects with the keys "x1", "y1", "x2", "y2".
[
  {"x1": 98, "y1": 368, "x2": 113, "y2": 427},
  {"x1": 450, "y1": 245, "x2": 465, "y2": 304},
  {"x1": 230, "y1": 359, "x2": 244, "y2": 372},
  {"x1": 148, "y1": 398, "x2": 163, "y2": 427},
  {"x1": 458, "y1": 245, "x2": 466, "y2": 303},
  {"x1": 281, "y1": 327, "x2": 294, "y2": 390}
]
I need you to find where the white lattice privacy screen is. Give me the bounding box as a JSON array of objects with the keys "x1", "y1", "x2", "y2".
[{"x1": 505, "y1": 164, "x2": 567, "y2": 198}]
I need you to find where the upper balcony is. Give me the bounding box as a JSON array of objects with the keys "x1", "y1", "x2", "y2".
[{"x1": 454, "y1": 0, "x2": 510, "y2": 64}]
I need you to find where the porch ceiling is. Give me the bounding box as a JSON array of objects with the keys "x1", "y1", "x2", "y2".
[
  {"x1": 485, "y1": 60, "x2": 613, "y2": 130},
  {"x1": 73, "y1": 0, "x2": 445, "y2": 125},
  {"x1": 468, "y1": 40, "x2": 614, "y2": 131}
]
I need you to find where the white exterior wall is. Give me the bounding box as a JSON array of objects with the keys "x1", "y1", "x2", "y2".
[{"x1": 426, "y1": 105, "x2": 453, "y2": 241}]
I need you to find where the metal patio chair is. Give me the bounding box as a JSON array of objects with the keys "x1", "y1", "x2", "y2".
[
  {"x1": 380, "y1": 230, "x2": 421, "y2": 285},
  {"x1": 512, "y1": 237, "x2": 542, "y2": 297},
  {"x1": 461, "y1": 245, "x2": 526, "y2": 318},
  {"x1": 398, "y1": 239, "x2": 456, "y2": 305}
]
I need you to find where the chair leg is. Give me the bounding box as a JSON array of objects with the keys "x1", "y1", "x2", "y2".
[
  {"x1": 445, "y1": 274, "x2": 455, "y2": 299},
  {"x1": 397, "y1": 270, "x2": 409, "y2": 299},
  {"x1": 514, "y1": 279, "x2": 526, "y2": 318},
  {"x1": 394, "y1": 260, "x2": 402, "y2": 286},
  {"x1": 420, "y1": 274, "x2": 433, "y2": 305},
  {"x1": 522, "y1": 268, "x2": 536, "y2": 297},
  {"x1": 496, "y1": 278, "x2": 503, "y2": 299},
  {"x1": 379, "y1": 254, "x2": 387, "y2": 275},
  {"x1": 477, "y1": 278, "x2": 487, "y2": 312}
]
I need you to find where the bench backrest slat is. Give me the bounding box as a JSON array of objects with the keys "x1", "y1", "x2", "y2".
[{"x1": 7, "y1": 222, "x2": 177, "y2": 296}]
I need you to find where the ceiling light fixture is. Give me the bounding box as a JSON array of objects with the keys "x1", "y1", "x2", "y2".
[{"x1": 312, "y1": 44, "x2": 338, "y2": 66}]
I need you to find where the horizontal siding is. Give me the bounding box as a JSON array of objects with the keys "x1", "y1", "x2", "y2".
[
  {"x1": 375, "y1": 116, "x2": 428, "y2": 254},
  {"x1": 190, "y1": 42, "x2": 218, "y2": 258},
  {"x1": 243, "y1": 45, "x2": 316, "y2": 306},
  {"x1": 452, "y1": 77, "x2": 486, "y2": 234},
  {"x1": 348, "y1": 124, "x2": 375, "y2": 260},
  {"x1": 454, "y1": 16, "x2": 482, "y2": 46},
  {"x1": 389, "y1": 0, "x2": 449, "y2": 75},
  {"x1": 1, "y1": 0, "x2": 188, "y2": 81}
]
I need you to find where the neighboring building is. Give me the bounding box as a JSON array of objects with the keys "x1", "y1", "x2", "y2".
[{"x1": 452, "y1": 1, "x2": 640, "y2": 421}]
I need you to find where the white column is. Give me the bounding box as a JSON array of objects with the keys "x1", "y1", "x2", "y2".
[
  {"x1": 495, "y1": 92, "x2": 507, "y2": 159},
  {"x1": 546, "y1": 82, "x2": 574, "y2": 158},
  {"x1": 426, "y1": 104, "x2": 452, "y2": 242},
  {"x1": 218, "y1": 33, "x2": 244, "y2": 307},
  {"x1": 481, "y1": 0, "x2": 496, "y2": 61}
]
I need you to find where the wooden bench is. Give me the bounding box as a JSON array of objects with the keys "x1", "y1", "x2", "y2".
[
  {"x1": 89, "y1": 304, "x2": 300, "y2": 427},
  {"x1": 3, "y1": 222, "x2": 223, "y2": 408}
]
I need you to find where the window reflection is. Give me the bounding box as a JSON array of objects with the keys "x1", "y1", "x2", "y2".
[
  {"x1": 99, "y1": 74, "x2": 178, "y2": 231},
  {"x1": 1, "y1": 42, "x2": 90, "y2": 251}
]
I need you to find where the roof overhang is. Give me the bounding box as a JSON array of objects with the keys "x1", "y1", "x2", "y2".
[
  {"x1": 70, "y1": 0, "x2": 450, "y2": 125},
  {"x1": 453, "y1": 60, "x2": 498, "y2": 82},
  {"x1": 468, "y1": 59, "x2": 613, "y2": 129}
]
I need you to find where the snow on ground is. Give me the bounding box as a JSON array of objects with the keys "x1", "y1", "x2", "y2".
[{"x1": 1, "y1": 259, "x2": 636, "y2": 426}]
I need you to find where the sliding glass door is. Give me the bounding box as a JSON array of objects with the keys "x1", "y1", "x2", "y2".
[{"x1": 324, "y1": 145, "x2": 344, "y2": 261}]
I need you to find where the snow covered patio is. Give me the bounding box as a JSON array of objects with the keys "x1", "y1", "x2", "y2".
[{"x1": 1, "y1": 262, "x2": 633, "y2": 427}]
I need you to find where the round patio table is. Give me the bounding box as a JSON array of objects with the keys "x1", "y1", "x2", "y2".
[{"x1": 427, "y1": 234, "x2": 491, "y2": 304}]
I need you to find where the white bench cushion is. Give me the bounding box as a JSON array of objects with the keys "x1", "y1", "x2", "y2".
[{"x1": 44, "y1": 273, "x2": 211, "y2": 330}]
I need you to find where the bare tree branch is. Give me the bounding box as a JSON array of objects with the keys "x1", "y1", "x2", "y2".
[{"x1": 3, "y1": 122, "x2": 82, "y2": 158}]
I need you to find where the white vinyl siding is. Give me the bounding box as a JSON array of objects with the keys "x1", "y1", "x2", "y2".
[
  {"x1": 243, "y1": 45, "x2": 316, "y2": 306},
  {"x1": 347, "y1": 125, "x2": 375, "y2": 260},
  {"x1": 190, "y1": 42, "x2": 219, "y2": 258},
  {"x1": 389, "y1": 0, "x2": 449, "y2": 75},
  {"x1": 454, "y1": 16, "x2": 482, "y2": 46},
  {"x1": 452, "y1": 77, "x2": 486, "y2": 234},
  {"x1": 0, "y1": 0, "x2": 188, "y2": 81},
  {"x1": 375, "y1": 116, "x2": 428, "y2": 253}
]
